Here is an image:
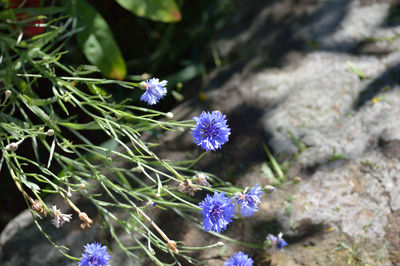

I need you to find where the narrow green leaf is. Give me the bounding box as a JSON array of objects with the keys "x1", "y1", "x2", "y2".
[
  {"x1": 115, "y1": 0, "x2": 181, "y2": 23},
  {"x1": 73, "y1": 0, "x2": 127, "y2": 80}
]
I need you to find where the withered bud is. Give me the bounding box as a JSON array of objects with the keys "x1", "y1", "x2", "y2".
[
  {"x1": 31, "y1": 199, "x2": 47, "y2": 217},
  {"x1": 178, "y1": 179, "x2": 201, "y2": 197},
  {"x1": 7, "y1": 142, "x2": 18, "y2": 151},
  {"x1": 167, "y1": 240, "x2": 179, "y2": 253},
  {"x1": 46, "y1": 129, "x2": 54, "y2": 136},
  {"x1": 79, "y1": 212, "x2": 93, "y2": 229}
]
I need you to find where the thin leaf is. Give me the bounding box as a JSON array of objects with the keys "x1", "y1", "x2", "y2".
[{"x1": 47, "y1": 137, "x2": 56, "y2": 169}]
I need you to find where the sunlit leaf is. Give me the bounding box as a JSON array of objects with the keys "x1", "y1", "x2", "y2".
[
  {"x1": 73, "y1": 0, "x2": 127, "y2": 80},
  {"x1": 115, "y1": 0, "x2": 181, "y2": 23}
]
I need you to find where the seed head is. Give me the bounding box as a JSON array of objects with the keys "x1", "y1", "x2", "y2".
[
  {"x1": 79, "y1": 212, "x2": 93, "y2": 229},
  {"x1": 50, "y1": 206, "x2": 72, "y2": 228},
  {"x1": 178, "y1": 179, "x2": 201, "y2": 197}
]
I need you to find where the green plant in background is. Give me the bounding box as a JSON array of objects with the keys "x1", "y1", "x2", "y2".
[{"x1": 0, "y1": 1, "x2": 278, "y2": 265}]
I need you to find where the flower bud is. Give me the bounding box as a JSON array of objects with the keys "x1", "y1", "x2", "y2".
[
  {"x1": 166, "y1": 112, "x2": 174, "y2": 119},
  {"x1": 5, "y1": 90, "x2": 11, "y2": 97},
  {"x1": 7, "y1": 142, "x2": 18, "y2": 151},
  {"x1": 46, "y1": 129, "x2": 54, "y2": 136}
]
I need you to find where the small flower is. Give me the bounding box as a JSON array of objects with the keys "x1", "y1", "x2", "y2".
[
  {"x1": 268, "y1": 232, "x2": 288, "y2": 251},
  {"x1": 191, "y1": 111, "x2": 231, "y2": 151},
  {"x1": 178, "y1": 179, "x2": 201, "y2": 196},
  {"x1": 235, "y1": 184, "x2": 263, "y2": 217},
  {"x1": 79, "y1": 242, "x2": 110, "y2": 266},
  {"x1": 199, "y1": 191, "x2": 235, "y2": 233},
  {"x1": 225, "y1": 251, "x2": 254, "y2": 266},
  {"x1": 50, "y1": 206, "x2": 72, "y2": 228},
  {"x1": 195, "y1": 172, "x2": 211, "y2": 187},
  {"x1": 140, "y1": 78, "x2": 167, "y2": 105}
]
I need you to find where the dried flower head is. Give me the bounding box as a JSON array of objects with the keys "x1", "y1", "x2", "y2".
[
  {"x1": 195, "y1": 172, "x2": 211, "y2": 187},
  {"x1": 191, "y1": 111, "x2": 231, "y2": 151},
  {"x1": 199, "y1": 191, "x2": 235, "y2": 233},
  {"x1": 225, "y1": 251, "x2": 254, "y2": 266},
  {"x1": 178, "y1": 179, "x2": 201, "y2": 196},
  {"x1": 31, "y1": 199, "x2": 47, "y2": 217},
  {"x1": 79, "y1": 212, "x2": 93, "y2": 229},
  {"x1": 140, "y1": 78, "x2": 167, "y2": 105},
  {"x1": 235, "y1": 184, "x2": 263, "y2": 217},
  {"x1": 79, "y1": 242, "x2": 110, "y2": 266},
  {"x1": 268, "y1": 232, "x2": 288, "y2": 251},
  {"x1": 167, "y1": 240, "x2": 178, "y2": 253},
  {"x1": 50, "y1": 206, "x2": 72, "y2": 228}
]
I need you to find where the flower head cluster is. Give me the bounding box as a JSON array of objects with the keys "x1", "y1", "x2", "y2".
[
  {"x1": 235, "y1": 184, "x2": 263, "y2": 217},
  {"x1": 191, "y1": 111, "x2": 231, "y2": 151},
  {"x1": 50, "y1": 206, "x2": 72, "y2": 228},
  {"x1": 79, "y1": 242, "x2": 111, "y2": 266},
  {"x1": 199, "y1": 191, "x2": 235, "y2": 233},
  {"x1": 268, "y1": 232, "x2": 288, "y2": 251},
  {"x1": 140, "y1": 78, "x2": 167, "y2": 105},
  {"x1": 225, "y1": 252, "x2": 254, "y2": 266}
]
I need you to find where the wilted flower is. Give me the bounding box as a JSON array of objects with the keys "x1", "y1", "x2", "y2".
[
  {"x1": 199, "y1": 191, "x2": 235, "y2": 233},
  {"x1": 31, "y1": 199, "x2": 47, "y2": 217},
  {"x1": 79, "y1": 212, "x2": 93, "y2": 229},
  {"x1": 140, "y1": 78, "x2": 167, "y2": 105},
  {"x1": 191, "y1": 111, "x2": 231, "y2": 151},
  {"x1": 50, "y1": 206, "x2": 72, "y2": 228},
  {"x1": 79, "y1": 242, "x2": 110, "y2": 266},
  {"x1": 195, "y1": 172, "x2": 211, "y2": 187},
  {"x1": 225, "y1": 251, "x2": 254, "y2": 266},
  {"x1": 178, "y1": 179, "x2": 201, "y2": 196},
  {"x1": 268, "y1": 232, "x2": 288, "y2": 251},
  {"x1": 235, "y1": 184, "x2": 263, "y2": 217}
]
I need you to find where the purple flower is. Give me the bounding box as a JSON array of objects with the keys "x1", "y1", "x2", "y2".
[
  {"x1": 199, "y1": 191, "x2": 235, "y2": 233},
  {"x1": 235, "y1": 184, "x2": 263, "y2": 217},
  {"x1": 225, "y1": 252, "x2": 254, "y2": 266},
  {"x1": 79, "y1": 242, "x2": 110, "y2": 266},
  {"x1": 191, "y1": 111, "x2": 231, "y2": 151},
  {"x1": 268, "y1": 232, "x2": 288, "y2": 251},
  {"x1": 140, "y1": 78, "x2": 167, "y2": 105}
]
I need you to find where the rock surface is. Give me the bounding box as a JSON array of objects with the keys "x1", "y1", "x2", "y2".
[{"x1": 2, "y1": 0, "x2": 400, "y2": 265}]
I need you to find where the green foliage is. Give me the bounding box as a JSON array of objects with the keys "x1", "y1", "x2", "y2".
[
  {"x1": 115, "y1": 0, "x2": 182, "y2": 23},
  {"x1": 70, "y1": 0, "x2": 127, "y2": 80}
]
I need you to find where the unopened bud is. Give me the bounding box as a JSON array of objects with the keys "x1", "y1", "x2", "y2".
[
  {"x1": 39, "y1": 127, "x2": 44, "y2": 132},
  {"x1": 155, "y1": 193, "x2": 161, "y2": 199},
  {"x1": 79, "y1": 183, "x2": 86, "y2": 189},
  {"x1": 217, "y1": 242, "x2": 224, "y2": 246},
  {"x1": 166, "y1": 112, "x2": 174, "y2": 119},
  {"x1": 5, "y1": 90, "x2": 11, "y2": 97},
  {"x1": 146, "y1": 201, "x2": 156, "y2": 207},
  {"x1": 7, "y1": 142, "x2": 18, "y2": 151},
  {"x1": 294, "y1": 176, "x2": 301, "y2": 184},
  {"x1": 265, "y1": 185, "x2": 275, "y2": 193},
  {"x1": 67, "y1": 191, "x2": 72, "y2": 197},
  {"x1": 46, "y1": 129, "x2": 54, "y2": 136}
]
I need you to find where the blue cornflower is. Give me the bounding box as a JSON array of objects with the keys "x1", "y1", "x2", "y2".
[
  {"x1": 199, "y1": 191, "x2": 235, "y2": 233},
  {"x1": 235, "y1": 184, "x2": 263, "y2": 217},
  {"x1": 140, "y1": 78, "x2": 167, "y2": 105},
  {"x1": 191, "y1": 111, "x2": 231, "y2": 152},
  {"x1": 268, "y1": 232, "x2": 288, "y2": 251},
  {"x1": 79, "y1": 242, "x2": 110, "y2": 266},
  {"x1": 225, "y1": 251, "x2": 254, "y2": 266}
]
